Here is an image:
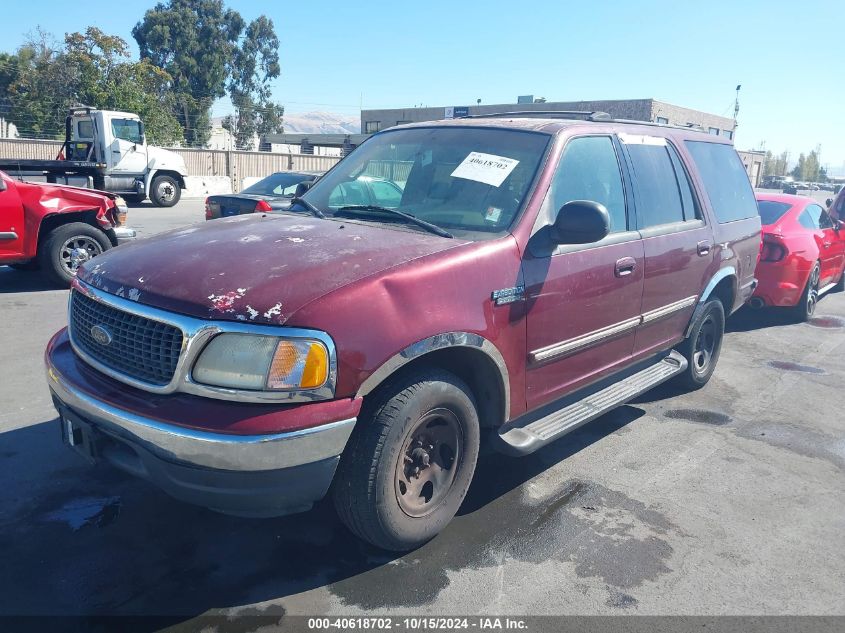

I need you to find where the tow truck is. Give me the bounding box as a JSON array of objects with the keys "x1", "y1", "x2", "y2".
[{"x1": 0, "y1": 107, "x2": 188, "y2": 207}]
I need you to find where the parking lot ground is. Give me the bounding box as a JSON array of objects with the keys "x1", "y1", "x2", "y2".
[{"x1": 0, "y1": 201, "x2": 844, "y2": 622}]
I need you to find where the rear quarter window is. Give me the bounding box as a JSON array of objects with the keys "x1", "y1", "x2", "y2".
[
  {"x1": 685, "y1": 141, "x2": 758, "y2": 223},
  {"x1": 756, "y1": 200, "x2": 792, "y2": 225}
]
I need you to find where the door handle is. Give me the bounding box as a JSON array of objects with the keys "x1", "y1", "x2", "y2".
[
  {"x1": 823, "y1": 241, "x2": 831, "y2": 248},
  {"x1": 697, "y1": 240, "x2": 712, "y2": 256},
  {"x1": 615, "y1": 257, "x2": 637, "y2": 277}
]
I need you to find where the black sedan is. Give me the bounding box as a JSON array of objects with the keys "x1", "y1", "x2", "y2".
[{"x1": 205, "y1": 171, "x2": 322, "y2": 220}]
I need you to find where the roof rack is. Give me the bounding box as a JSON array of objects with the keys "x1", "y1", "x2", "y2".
[
  {"x1": 461, "y1": 111, "x2": 710, "y2": 134},
  {"x1": 460, "y1": 110, "x2": 612, "y2": 122}
]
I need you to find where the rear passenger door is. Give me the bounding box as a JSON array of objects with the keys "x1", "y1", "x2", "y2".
[
  {"x1": 618, "y1": 134, "x2": 715, "y2": 358},
  {"x1": 523, "y1": 135, "x2": 644, "y2": 409}
]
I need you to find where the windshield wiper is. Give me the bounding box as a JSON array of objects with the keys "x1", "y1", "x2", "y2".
[
  {"x1": 336, "y1": 205, "x2": 453, "y2": 238},
  {"x1": 289, "y1": 197, "x2": 325, "y2": 219}
]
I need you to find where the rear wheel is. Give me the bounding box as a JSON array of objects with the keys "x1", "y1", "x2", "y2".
[
  {"x1": 150, "y1": 174, "x2": 181, "y2": 207},
  {"x1": 39, "y1": 222, "x2": 110, "y2": 286},
  {"x1": 333, "y1": 368, "x2": 480, "y2": 551},
  {"x1": 791, "y1": 263, "x2": 820, "y2": 322},
  {"x1": 673, "y1": 299, "x2": 725, "y2": 390}
]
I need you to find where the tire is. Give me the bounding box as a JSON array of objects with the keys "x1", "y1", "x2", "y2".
[
  {"x1": 673, "y1": 299, "x2": 725, "y2": 390},
  {"x1": 150, "y1": 174, "x2": 181, "y2": 207},
  {"x1": 790, "y1": 262, "x2": 820, "y2": 322},
  {"x1": 39, "y1": 222, "x2": 111, "y2": 286},
  {"x1": 333, "y1": 368, "x2": 480, "y2": 551}
]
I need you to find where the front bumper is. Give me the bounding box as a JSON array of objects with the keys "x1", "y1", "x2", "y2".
[
  {"x1": 45, "y1": 330, "x2": 357, "y2": 517},
  {"x1": 113, "y1": 226, "x2": 137, "y2": 244}
]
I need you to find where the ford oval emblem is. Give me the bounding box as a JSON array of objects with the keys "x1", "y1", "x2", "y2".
[{"x1": 90, "y1": 324, "x2": 113, "y2": 346}]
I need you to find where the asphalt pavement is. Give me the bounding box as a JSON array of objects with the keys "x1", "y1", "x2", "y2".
[{"x1": 0, "y1": 196, "x2": 843, "y2": 623}]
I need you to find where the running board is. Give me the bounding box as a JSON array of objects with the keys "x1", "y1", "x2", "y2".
[{"x1": 496, "y1": 350, "x2": 687, "y2": 456}]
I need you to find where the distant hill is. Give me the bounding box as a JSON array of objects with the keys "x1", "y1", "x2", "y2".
[{"x1": 282, "y1": 111, "x2": 361, "y2": 134}]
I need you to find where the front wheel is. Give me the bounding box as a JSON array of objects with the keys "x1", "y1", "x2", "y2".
[
  {"x1": 673, "y1": 299, "x2": 725, "y2": 390},
  {"x1": 333, "y1": 369, "x2": 480, "y2": 551},
  {"x1": 39, "y1": 222, "x2": 111, "y2": 286},
  {"x1": 150, "y1": 174, "x2": 181, "y2": 207}
]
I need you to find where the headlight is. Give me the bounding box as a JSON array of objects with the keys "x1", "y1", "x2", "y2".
[
  {"x1": 192, "y1": 334, "x2": 330, "y2": 391},
  {"x1": 112, "y1": 197, "x2": 129, "y2": 226}
]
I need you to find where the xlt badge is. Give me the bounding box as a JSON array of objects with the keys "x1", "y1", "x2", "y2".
[{"x1": 491, "y1": 285, "x2": 525, "y2": 306}]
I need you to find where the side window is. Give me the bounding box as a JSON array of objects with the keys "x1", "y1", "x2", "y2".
[
  {"x1": 798, "y1": 209, "x2": 819, "y2": 230},
  {"x1": 806, "y1": 204, "x2": 833, "y2": 229},
  {"x1": 667, "y1": 144, "x2": 700, "y2": 221},
  {"x1": 684, "y1": 141, "x2": 757, "y2": 223},
  {"x1": 625, "y1": 141, "x2": 686, "y2": 228},
  {"x1": 545, "y1": 136, "x2": 627, "y2": 233}
]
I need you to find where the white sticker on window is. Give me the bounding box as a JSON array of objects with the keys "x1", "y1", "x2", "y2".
[{"x1": 450, "y1": 152, "x2": 519, "y2": 187}]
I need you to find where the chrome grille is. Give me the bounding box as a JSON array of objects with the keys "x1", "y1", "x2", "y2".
[{"x1": 69, "y1": 290, "x2": 184, "y2": 386}]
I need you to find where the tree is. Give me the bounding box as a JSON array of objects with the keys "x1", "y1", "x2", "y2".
[
  {"x1": 1, "y1": 28, "x2": 183, "y2": 145},
  {"x1": 133, "y1": 0, "x2": 283, "y2": 148},
  {"x1": 791, "y1": 153, "x2": 806, "y2": 180},
  {"x1": 133, "y1": 0, "x2": 244, "y2": 146},
  {"x1": 223, "y1": 15, "x2": 284, "y2": 150}
]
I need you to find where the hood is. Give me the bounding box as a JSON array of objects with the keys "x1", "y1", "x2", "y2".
[
  {"x1": 77, "y1": 213, "x2": 467, "y2": 324},
  {"x1": 16, "y1": 181, "x2": 116, "y2": 223},
  {"x1": 147, "y1": 146, "x2": 187, "y2": 175}
]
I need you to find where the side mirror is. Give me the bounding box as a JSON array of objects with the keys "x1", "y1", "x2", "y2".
[
  {"x1": 826, "y1": 198, "x2": 833, "y2": 208},
  {"x1": 139, "y1": 121, "x2": 146, "y2": 146},
  {"x1": 550, "y1": 200, "x2": 611, "y2": 245},
  {"x1": 294, "y1": 180, "x2": 313, "y2": 197}
]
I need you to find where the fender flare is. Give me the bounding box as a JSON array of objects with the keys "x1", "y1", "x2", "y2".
[
  {"x1": 684, "y1": 266, "x2": 736, "y2": 337},
  {"x1": 356, "y1": 331, "x2": 511, "y2": 422}
]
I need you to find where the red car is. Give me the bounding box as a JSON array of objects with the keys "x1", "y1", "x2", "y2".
[
  {"x1": 0, "y1": 171, "x2": 135, "y2": 285},
  {"x1": 750, "y1": 193, "x2": 845, "y2": 319}
]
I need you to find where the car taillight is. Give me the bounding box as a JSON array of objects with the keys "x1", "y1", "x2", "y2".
[
  {"x1": 255, "y1": 199, "x2": 272, "y2": 212},
  {"x1": 204, "y1": 197, "x2": 212, "y2": 220},
  {"x1": 760, "y1": 235, "x2": 787, "y2": 262}
]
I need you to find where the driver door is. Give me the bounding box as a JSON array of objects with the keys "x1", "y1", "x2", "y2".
[
  {"x1": 108, "y1": 118, "x2": 148, "y2": 175},
  {"x1": 522, "y1": 135, "x2": 644, "y2": 409}
]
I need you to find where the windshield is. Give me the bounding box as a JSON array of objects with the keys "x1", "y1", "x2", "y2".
[
  {"x1": 301, "y1": 127, "x2": 551, "y2": 239},
  {"x1": 242, "y1": 172, "x2": 315, "y2": 196},
  {"x1": 757, "y1": 200, "x2": 792, "y2": 225}
]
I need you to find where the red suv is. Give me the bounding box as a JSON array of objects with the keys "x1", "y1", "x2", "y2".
[{"x1": 44, "y1": 115, "x2": 761, "y2": 550}]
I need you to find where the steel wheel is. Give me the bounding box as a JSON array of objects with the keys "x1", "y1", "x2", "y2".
[
  {"x1": 156, "y1": 179, "x2": 176, "y2": 203},
  {"x1": 394, "y1": 408, "x2": 463, "y2": 518},
  {"x1": 692, "y1": 314, "x2": 717, "y2": 374},
  {"x1": 59, "y1": 236, "x2": 103, "y2": 275}
]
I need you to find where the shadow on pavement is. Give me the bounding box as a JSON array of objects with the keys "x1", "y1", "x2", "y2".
[
  {"x1": 0, "y1": 406, "x2": 645, "y2": 621},
  {"x1": 0, "y1": 267, "x2": 62, "y2": 294}
]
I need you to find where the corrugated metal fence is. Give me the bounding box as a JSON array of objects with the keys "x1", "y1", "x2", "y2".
[{"x1": 0, "y1": 139, "x2": 341, "y2": 191}]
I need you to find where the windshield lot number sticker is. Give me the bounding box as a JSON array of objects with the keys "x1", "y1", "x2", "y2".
[{"x1": 451, "y1": 152, "x2": 519, "y2": 187}]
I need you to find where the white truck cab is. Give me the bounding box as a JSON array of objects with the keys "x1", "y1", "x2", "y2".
[{"x1": 69, "y1": 108, "x2": 188, "y2": 207}]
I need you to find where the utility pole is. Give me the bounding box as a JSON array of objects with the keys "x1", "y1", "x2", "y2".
[{"x1": 733, "y1": 84, "x2": 741, "y2": 142}]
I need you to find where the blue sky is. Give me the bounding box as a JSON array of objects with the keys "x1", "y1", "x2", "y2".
[{"x1": 1, "y1": 0, "x2": 843, "y2": 171}]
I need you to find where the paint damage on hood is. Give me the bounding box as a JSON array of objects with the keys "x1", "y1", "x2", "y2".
[{"x1": 77, "y1": 213, "x2": 467, "y2": 324}]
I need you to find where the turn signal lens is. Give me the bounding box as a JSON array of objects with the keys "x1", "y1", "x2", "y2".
[
  {"x1": 255, "y1": 199, "x2": 273, "y2": 212},
  {"x1": 267, "y1": 340, "x2": 329, "y2": 389}
]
